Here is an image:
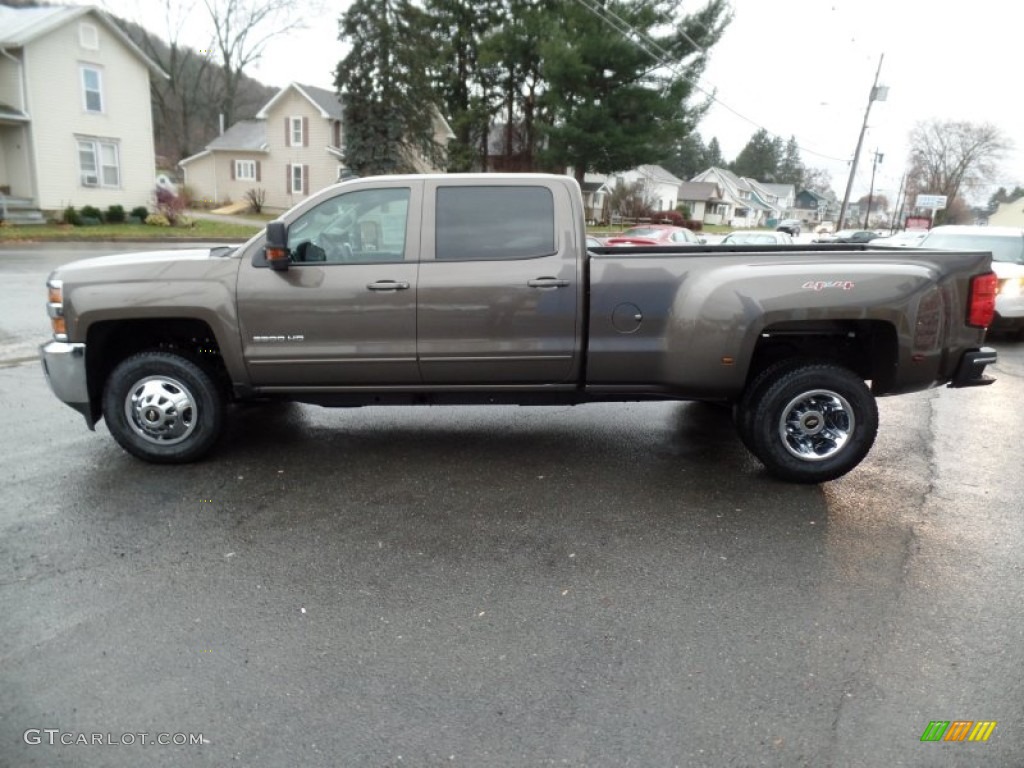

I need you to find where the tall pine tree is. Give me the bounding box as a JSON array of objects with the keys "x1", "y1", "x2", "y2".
[{"x1": 335, "y1": 0, "x2": 441, "y2": 175}]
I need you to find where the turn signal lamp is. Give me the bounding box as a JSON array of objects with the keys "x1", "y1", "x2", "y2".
[{"x1": 47, "y1": 279, "x2": 67, "y2": 341}]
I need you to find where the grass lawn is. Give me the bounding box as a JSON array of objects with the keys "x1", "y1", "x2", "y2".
[{"x1": 0, "y1": 219, "x2": 262, "y2": 242}]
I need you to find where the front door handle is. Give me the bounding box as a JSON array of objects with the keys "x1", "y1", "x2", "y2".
[
  {"x1": 527, "y1": 277, "x2": 570, "y2": 288},
  {"x1": 367, "y1": 280, "x2": 410, "y2": 291}
]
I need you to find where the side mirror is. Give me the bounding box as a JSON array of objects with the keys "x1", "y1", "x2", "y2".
[{"x1": 265, "y1": 220, "x2": 290, "y2": 271}]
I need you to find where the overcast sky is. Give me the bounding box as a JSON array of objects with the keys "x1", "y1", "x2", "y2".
[{"x1": 91, "y1": 0, "x2": 1022, "y2": 202}]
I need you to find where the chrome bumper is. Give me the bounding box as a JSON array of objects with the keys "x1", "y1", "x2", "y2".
[{"x1": 40, "y1": 341, "x2": 95, "y2": 429}]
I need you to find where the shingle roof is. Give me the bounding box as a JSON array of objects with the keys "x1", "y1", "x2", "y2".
[
  {"x1": 300, "y1": 84, "x2": 343, "y2": 120},
  {"x1": 206, "y1": 119, "x2": 267, "y2": 151},
  {"x1": 678, "y1": 181, "x2": 721, "y2": 202},
  {"x1": 637, "y1": 164, "x2": 683, "y2": 185}
]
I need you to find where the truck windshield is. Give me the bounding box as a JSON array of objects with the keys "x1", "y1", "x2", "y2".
[{"x1": 921, "y1": 233, "x2": 1024, "y2": 264}]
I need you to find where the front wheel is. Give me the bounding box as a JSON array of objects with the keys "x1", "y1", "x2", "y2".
[
  {"x1": 747, "y1": 363, "x2": 878, "y2": 484},
  {"x1": 103, "y1": 351, "x2": 225, "y2": 463}
]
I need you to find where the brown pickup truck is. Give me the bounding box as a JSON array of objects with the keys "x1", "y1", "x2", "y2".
[{"x1": 41, "y1": 173, "x2": 998, "y2": 483}]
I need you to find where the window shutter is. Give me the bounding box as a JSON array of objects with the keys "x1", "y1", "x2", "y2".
[
  {"x1": 303, "y1": 165, "x2": 309, "y2": 195},
  {"x1": 230, "y1": 161, "x2": 236, "y2": 180},
  {"x1": 286, "y1": 165, "x2": 291, "y2": 194},
  {"x1": 285, "y1": 117, "x2": 289, "y2": 145},
  {"x1": 303, "y1": 117, "x2": 309, "y2": 147},
  {"x1": 256, "y1": 161, "x2": 261, "y2": 182}
]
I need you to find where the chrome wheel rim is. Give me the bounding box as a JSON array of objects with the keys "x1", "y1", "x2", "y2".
[
  {"x1": 778, "y1": 389, "x2": 854, "y2": 461},
  {"x1": 124, "y1": 375, "x2": 198, "y2": 445}
]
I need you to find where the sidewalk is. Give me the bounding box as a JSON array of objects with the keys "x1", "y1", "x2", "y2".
[{"x1": 187, "y1": 210, "x2": 269, "y2": 227}]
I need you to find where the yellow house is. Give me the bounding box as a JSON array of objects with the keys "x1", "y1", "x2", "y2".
[
  {"x1": 0, "y1": 5, "x2": 166, "y2": 219},
  {"x1": 180, "y1": 82, "x2": 453, "y2": 212},
  {"x1": 988, "y1": 198, "x2": 1024, "y2": 227}
]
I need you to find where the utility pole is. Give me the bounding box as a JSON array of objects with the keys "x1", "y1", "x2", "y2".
[
  {"x1": 837, "y1": 54, "x2": 887, "y2": 230},
  {"x1": 889, "y1": 172, "x2": 906, "y2": 233},
  {"x1": 864, "y1": 150, "x2": 883, "y2": 228}
]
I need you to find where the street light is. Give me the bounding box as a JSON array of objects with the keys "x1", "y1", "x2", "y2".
[{"x1": 837, "y1": 54, "x2": 888, "y2": 230}]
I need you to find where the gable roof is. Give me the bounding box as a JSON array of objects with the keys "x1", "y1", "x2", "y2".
[
  {"x1": 207, "y1": 119, "x2": 267, "y2": 151},
  {"x1": 0, "y1": 5, "x2": 167, "y2": 78},
  {"x1": 678, "y1": 181, "x2": 722, "y2": 202},
  {"x1": 255, "y1": 82, "x2": 343, "y2": 120},
  {"x1": 761, "y1": 182, "x2": 795, "y2": 200},
  {"x1": 637, "y1": 164, "x2": 683, "y2": 186}
]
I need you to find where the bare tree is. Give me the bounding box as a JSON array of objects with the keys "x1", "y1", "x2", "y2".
[
  {"x1": 202, "y1": 0, "x2": 311, "y2": 126},
  {"x1": 113, "y1": 1, "x2": 215, "y2": 163},
  {"x1": 906, "y1": 120, "x2": 1012, "y2": 222}
]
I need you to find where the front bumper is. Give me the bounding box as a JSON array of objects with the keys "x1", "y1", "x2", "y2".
[
  {"x1": 40, "y1": 341, "x2": 94, "y2": 428},
  {"x1": 948, "y1": 346, "x2": 997, "y2": 388}
]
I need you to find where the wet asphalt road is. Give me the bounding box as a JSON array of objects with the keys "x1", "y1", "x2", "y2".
[{"x1": 1, "y1": 244, "x2": 1023, "y2": 767}]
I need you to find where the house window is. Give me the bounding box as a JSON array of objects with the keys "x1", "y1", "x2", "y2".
[
  {"x1": 290, "y1": 164, "x2": 305, "y2": 194},
  {"x1": 77, "y1": 138, "x2": 120, "y2": 187},
  {"x1": 81, "y1": 66, "x2": 103, "y2": 113},
  {"x1": 289, "y1": 116, "x2": 303, "y2": 147},
  {"x1": 79, "y1": 23, "x2": 99, "y2": 50},
  {"x1": 235, "y1": 160, "x2": 256, "y2": 181}
]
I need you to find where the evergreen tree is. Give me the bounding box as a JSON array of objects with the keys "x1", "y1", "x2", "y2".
[
  {"x1": 777, "y1": 135, "x2": 805, "y2": 188},
  {"x1": 661, "y1": 132, "x2": 708, "y2": 181},
  {"x1": 335, "y1": 0, "x2": 441, "y2": 175},
  {"x1": 731, "y1": 128, "x2": 780, "y2": 180},
  {"x1": 424, "y1": 0, "x2": 503, "y2": 171},
  {"x1": 704, "y1": 136, "x2": 726, "y2": 168},
  {"x1": 538, "y1": 0, "x2": 731, "y2": 182}
]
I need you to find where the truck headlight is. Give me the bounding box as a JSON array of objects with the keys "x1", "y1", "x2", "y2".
[
  {"x1": 47, "y1": 279, "x2": 67, "y2": 341},
  {"x1": 998, "y1": 277, "x2": 1024, "y2": 298}
]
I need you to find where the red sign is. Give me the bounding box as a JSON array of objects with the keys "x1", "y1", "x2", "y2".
[{"x1": 905, "y1": 216, "x2": 931, "y2": 230}]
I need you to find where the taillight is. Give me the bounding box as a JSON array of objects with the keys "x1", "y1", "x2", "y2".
[{"x1": 967, "y1": 272, "x2": 997, "y2": 328}]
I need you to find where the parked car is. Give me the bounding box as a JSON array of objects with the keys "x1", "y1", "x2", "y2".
[
  {"x1": 874, "y1": 229, "x2": 929, "y2": 248},
  {"x1": 776, "y1": 219, "x2": 802, "y2": 236},
  {"x1": 918, "y1": 225, "x2": 1024, "y2": 337},
  {"x1": 816, "y1": 229, "x2": 883, "y2": 244},
  {"x1": 605, "y1": 224, "x2": 700, "y2": 246},
  {"x1": 721, "y1": 231, "x2": 794, "y2": 245},
  {"x1": 585, "y1": 235, "x2": 606, "y2": 249}
]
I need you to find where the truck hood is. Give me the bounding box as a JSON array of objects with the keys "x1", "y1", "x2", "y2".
[{"x1": 55, "y1": 246, "x2": 236, "y2": 273}]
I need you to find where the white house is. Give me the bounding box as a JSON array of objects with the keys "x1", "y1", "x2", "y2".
[
  {"x1": 612, "y1": 164, "x2": 683, "y2": 213},
  {"x1": 0, "y1": 5, "x2": 166, "y2": 217}
]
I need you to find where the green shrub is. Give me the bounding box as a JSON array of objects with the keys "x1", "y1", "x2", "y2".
[
  {"x1": 63, "y1": 206, "x2": 83, "y2": 226},
  {"x1": 80, "y1": 205, "x2": 103, "y2": 222},
  {"x1": 131, "y1": 206, "x2": 149, "y2": 220},
  {"x1": 105, "y1": 204, "x2": 126, "y2": 223}
]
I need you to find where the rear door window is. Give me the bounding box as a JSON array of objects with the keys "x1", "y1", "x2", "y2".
[{"x1": 435, "y1": 186, "x2": 555, "y2": 261}]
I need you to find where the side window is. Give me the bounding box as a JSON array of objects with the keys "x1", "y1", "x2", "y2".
[
  {"x1": 435, "y1": 186, "x2": 555, "y2": 261},
  {"x1": 287, "y1": 187, "x2": 410, "y2": 265}
]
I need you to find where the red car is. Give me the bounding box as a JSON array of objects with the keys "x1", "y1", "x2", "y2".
[{"x1": 604, "y1": 224, "x2": 701, "y2": 246}]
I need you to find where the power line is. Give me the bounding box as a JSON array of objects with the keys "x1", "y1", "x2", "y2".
[{"x1": 571, "y1": 0, "x2": 851, "y2": 164}]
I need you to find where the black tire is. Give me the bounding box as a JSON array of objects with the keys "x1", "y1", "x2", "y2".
[
  {"x1": 734, "y1": 358, "x2": 812, "y2": 456},
  {"x1": 102, "y1": 351, "x2": 225, "y2": 463},
  {"x1": 748, "y1": 363, "x2": 878, "y2": 484}
]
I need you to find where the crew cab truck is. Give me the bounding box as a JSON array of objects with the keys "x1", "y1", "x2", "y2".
[{"x1": 41, "y1": 174, "x2": 998, "y2": 483}]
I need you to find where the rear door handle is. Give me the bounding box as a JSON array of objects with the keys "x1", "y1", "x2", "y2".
[
  {"x1": 367, "y1": 280, "x2": 410, "y2": 291},
  {"x1": 527, "y1": 277, "x2": 570, "y2": 288}
]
